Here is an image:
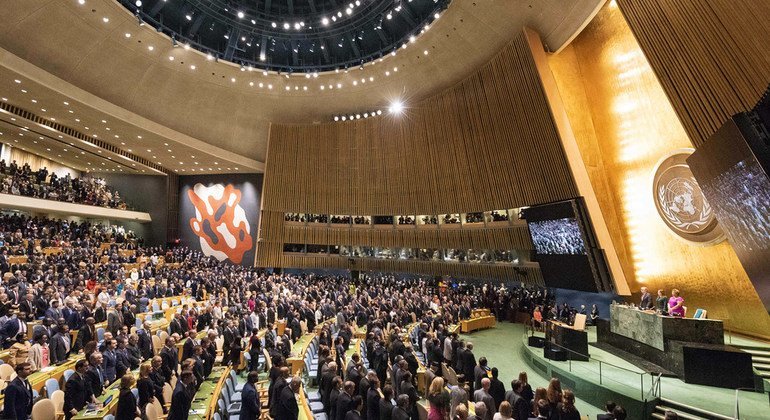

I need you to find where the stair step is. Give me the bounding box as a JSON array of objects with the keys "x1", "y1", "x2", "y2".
[
  {"x1": 659, "y1": 398, "x2": 734, "y2": 420},
  {"x1": 759, "y1": 371, "x2": 770, "y2": 378},
  {"x1": 742, "y1": 348, "x2": 770, "y2": 357},
  {"x1": 651, "y1": 414, "x2": 665, "y2": 420},
  {"x1": 655, "y1": 406, "x2": 709, "y2": 420},
  {"x1": 751, "y1": 356, "x2": 770, "y2": 364},
  {"x1": 753, "y1": 362, "x2": 770, "y2": 370}
]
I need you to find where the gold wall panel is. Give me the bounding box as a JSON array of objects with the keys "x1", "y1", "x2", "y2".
[
  {"x1": 617, "y1": 0, "x2": 770, "y2": 147},
  {"x1": 547, "y1": 2, "x2": 770, "y2": 337}
]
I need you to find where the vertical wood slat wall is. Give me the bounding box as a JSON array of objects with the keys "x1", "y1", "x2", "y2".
[
  {"x1": 256, "y1": 32, "x2": 577, "y2": 283},
  {"x1": 617, "y1": 0, "x2": 770, "y2": 147}
]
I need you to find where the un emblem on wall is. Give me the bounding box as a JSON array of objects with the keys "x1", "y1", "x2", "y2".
[{"x1": 652, "y1": 149, "x2": 724, "y2": 244}]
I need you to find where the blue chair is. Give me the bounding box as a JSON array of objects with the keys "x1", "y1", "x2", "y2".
[
  {"x1": 104, "y1": 415, "x2": 115, "y2": 420},
  {"x1": 314, "y1": 413, "x2": 329, "y2": 420},
  {"x1": 214, "y1": 414, "x2": 221, "y2": 420},
  {"x1": 45, "y1": 378, "x2": 59, "y2": 397},
  {"x1": 63, "y1": 369, "x2": 75, "y2": 383},
  {"x1": 132, "y1": 388, "x2": 139, "y2": 401},
  {"x1": 96, "y1": 328, "x2": 105, "y2": 343}
]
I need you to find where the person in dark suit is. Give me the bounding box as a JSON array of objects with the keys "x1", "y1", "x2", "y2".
[
  {"x1": 241, "y1": 371, "x2": 262, "y2": 420},
  {"x1": 366, "y1": 377, "x2": 382, "y2": 420},
  {"x1": 116, "y1": 374, "x2": 140, "y2": 420},
  {"x1": 505, "y1": 380, "x2": 531, "y2": 420},
  {"x1": 345, "y1": 395, "x2": 364, "y2": 420},
  {"x1": 50, "y1": 325, "x2": 72, "y2": 364},
  {"x1": 489, "y1": 368, "x2": 506, "y2": 411},
  {"x1": 275, "y1": 378, "x2": 300, "y2": 420},
  {"x1": 85, "y1": 352, "x2": 105, "y2": 397},
  {"x1": 168, "y1": 371, "x2": 195, "y2": 420},
  {"x1": 391, "y1": 395, "x2": 411, "y2": 420},
  {"x1": 150, "y1": 356, "x2": 167, "y2": 409},
  {"x1": 160, "y1": 337, "x2": 178, "y2": 383},
  {"x1": 596, "y1": 401, "x2": 616, "y2": 420},
  {"x1": 2, "y1": 362, "x2": 33, "y2": 420},
  {"x1": 399, "y1": 373, "x2": 419, "y2": 420},
  {"x1": 137, "y1": 322, "x2": 154, "y2": 360},
  {"x1": 64, "y1": 359, "x2": 95, "y2": 420},
  {"x1": 378, "y1": 385, "x2": 394, "y2": 420},
  {"x1": 0, "y1": 314, "x2": 26, "y2": 349},
  {"x1": 101, "y1": 339, "x2": 118, "y2": 383},
  {"x1": 74, "y1": 317, "x2": 96, "y2": 354},
  {"x1": 637, "y1": 287, "x2": 652, "y2": 310},
  {"x1": 336, "y1": 381, "x2": 355, "y2": 420},
  {"x1": 181, "y1": 329, "x2": 198, "y2": 361},
  {"x1": 462, "y1": 343, "x2": 477, "y2": 387}
]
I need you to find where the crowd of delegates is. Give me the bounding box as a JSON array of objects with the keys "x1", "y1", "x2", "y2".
[
  {"x1": 0, "y1": 212, "x2": 612, "y2": 420},
  {"x1": 443, "y1": 215, "x2": 460, "y2": 224},
  {"x1": 0, "y1": 160, "x2": 128, "y2": 209}
]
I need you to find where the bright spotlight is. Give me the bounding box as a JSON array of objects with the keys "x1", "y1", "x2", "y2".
[{"x1": 389, "y1": 100, "x2": 404, "y2": 114}]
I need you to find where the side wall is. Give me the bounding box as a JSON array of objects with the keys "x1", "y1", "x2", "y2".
[
  {"x1": 257, "y1": 32, "x2": 584, "y2": 284},
  {"x1": 547, "y1": 2, "x2": 770, "y2": 337},
  {"x1": 616, "y1": 0, "x2": 770, "y2": 147},
  {"x1": 99, "y1": 173, "x2": 169, "y2": 246}
]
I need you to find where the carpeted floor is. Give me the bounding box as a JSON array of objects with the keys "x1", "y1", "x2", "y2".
[{"x1": 460, "y1": 322, "x2": 605, "y2": 418}]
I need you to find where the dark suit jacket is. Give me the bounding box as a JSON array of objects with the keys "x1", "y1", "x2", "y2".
[
  {"x1": 391, "y1": 407, "x2": 410, "y2": 420},
  {"x1": 50, "y1": 333, "x2": 71, "y2": 364},
  {"x1": 74, "y1": 325, "x2": 95, "y2": 353},
  {"x1": 336, "y1": 392, "x2": 353, "y2": 420},
  {"x1": 84, "y1": 366, "x2": 104, "y2": 397},
  {"x1": 137, "y1": 330, "x2": 154, "y2": 360},
  {"x1": 367, "y1": 387, "x2": 381, "y2": 420},
  {"x1": 182, "y1": 338, "x2": 196, "y2": 361},
  {"x1": 2, "y1": 377, "x2": 32, "y2": 420},
  {"x1": 241, "y1": 382, "x2": 261, "y2": 420},
  {"x1": 64, "y1": 373, "x2": 93, "y2": 420},
  {"x1": 168, "y1": 381, "x2": 192, "y2": 420},
  {"x1": 346, "y1": 411, "x2": 364, "y2": 420},
  {"x1": 379, "y1": 399, "x2": 394, "y2": 420},
  {"x1": 116, "y1": 389, "x2": 137, "y2": 420},
  {"x1": 275, "y1": 387, "x2": 299, "y2": 420}
]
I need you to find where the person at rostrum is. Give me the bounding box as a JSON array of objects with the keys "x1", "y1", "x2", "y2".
[
  {"x1": 639, "y1": 287, "x2": 653, "y2": 310},
  {"x1": 64, "y1": 359, "x2": 97, "y2": 420},
  {"x1": 668, "y1": 289, "x2": 685, "y2": 318},
  {"x1": 2, "y1": 362, "x2": 33, "y2": 420},
  {"x1": 241, "y1": 371, "x2": 262, "y2": 420},
  {"x1": 168, "y1": 370, "x2": 196, "y2": 420}
]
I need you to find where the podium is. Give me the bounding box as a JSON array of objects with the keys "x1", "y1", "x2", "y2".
[
  {"x1": 598, "y1": 304, "x2": 754, "y2": 389},
  {"x1": 545, "y1": 320, "x2": 589, "y2": 361}
]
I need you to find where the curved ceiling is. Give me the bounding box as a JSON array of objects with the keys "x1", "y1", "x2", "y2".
[
  {"x1": 122, "y1": 0, "x2": 451, "y2": 72},
  {"x1": 0, "y1": 0, "x2": 603, "y2": 170}
]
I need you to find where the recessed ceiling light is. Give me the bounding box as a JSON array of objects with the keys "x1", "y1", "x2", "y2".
[
  {"x1": 102, "y1": 17, "x2": 109, "y2": 23},
  {"x1": 168, "y1": 56, "x2": 174, "y2": 61},
  {"x1": 125, "y1": 33, "x2": 131, "y2": 38},
  {"x1": 14, "y1": 79, "x2": 20, "y2": 84},
  {"x1": 137, "y1": 135, "x2": 142, "y2": 139},
  {"x1": 148, "y1": 46, "x2": 154, "y2": 51}
]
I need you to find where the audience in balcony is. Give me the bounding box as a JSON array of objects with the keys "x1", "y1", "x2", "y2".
[
  {"x1": 490, "y1": 211, "x2": 510, "y2": 222},
  {"x1": 0, "y1": 160, "x2": 128, "y2": 209},
  {"x1": 465, "y1": 213, "x2": 484, "y2": 224},
  {"x1": 443, "y1": 214, "x2": 460, "y2": 224}
]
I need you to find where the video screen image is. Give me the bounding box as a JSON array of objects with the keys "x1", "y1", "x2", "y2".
[
  {"x1": 528, "y1": 218, "x2": 586, "y2": 255},
  {"x1": 700, "y1": 159, "x2": 770, "y2": 253}
]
